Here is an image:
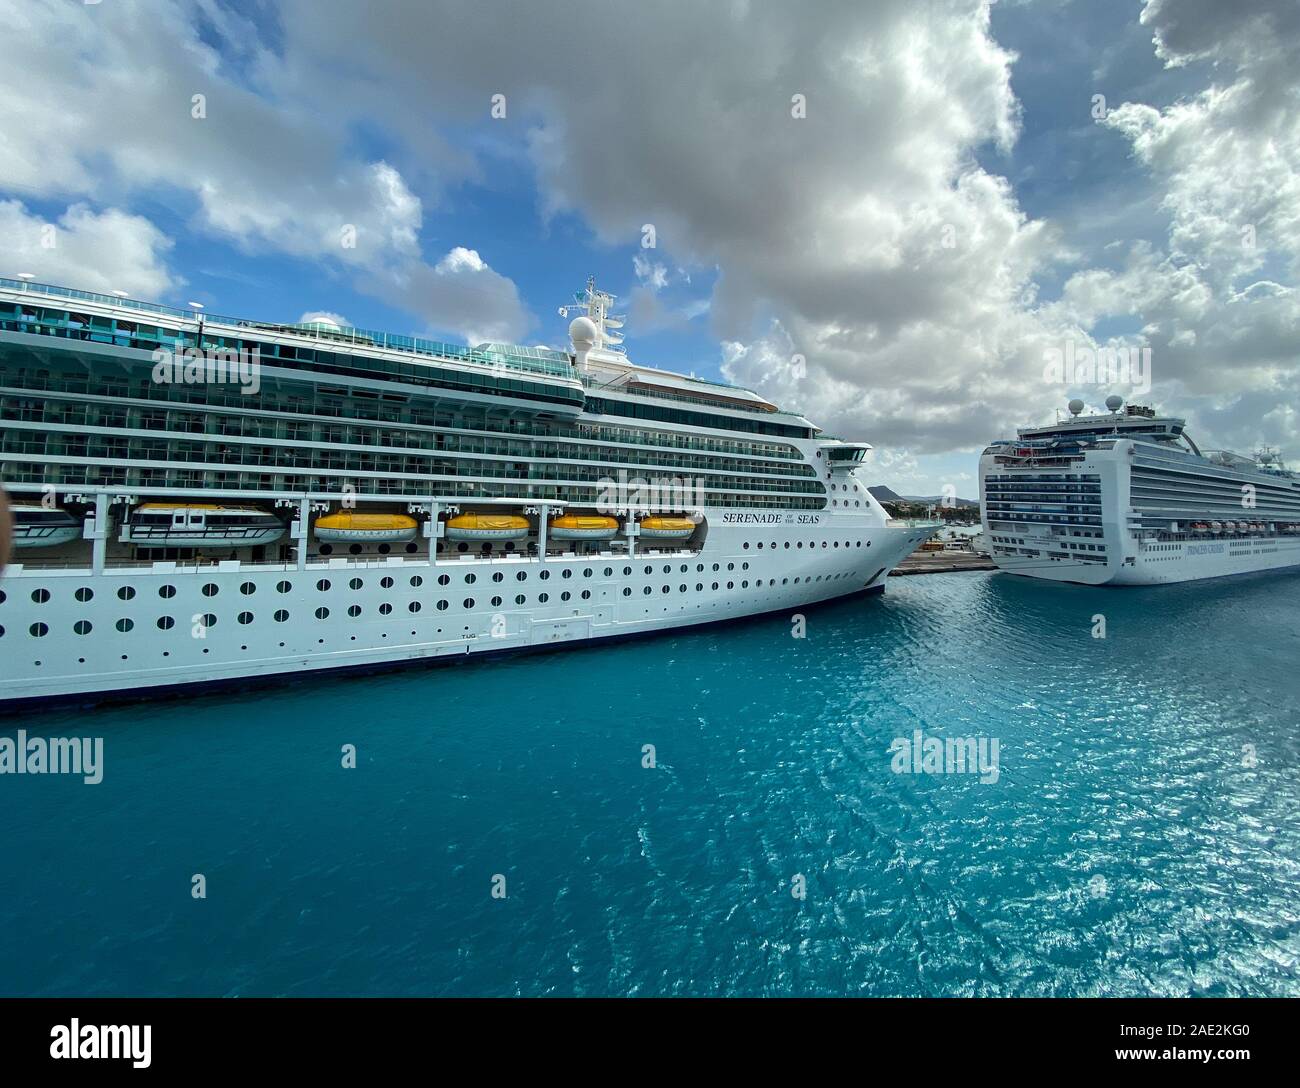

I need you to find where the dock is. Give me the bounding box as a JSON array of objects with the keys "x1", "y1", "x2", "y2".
[{"x1": 890, "y1": 549, "x2": 997, "y2": 575}]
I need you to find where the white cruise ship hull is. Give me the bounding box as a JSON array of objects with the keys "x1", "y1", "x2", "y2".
[
  {"x1": 990, "y1": 533, "x2": 1300, "y2": 585},
  {"x1": 0, "y1": 515, "x2": 928, "y2": 706}
]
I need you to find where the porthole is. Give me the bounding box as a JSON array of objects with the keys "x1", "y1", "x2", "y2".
[
  {"x1": 711, "y1": 582, "x2": 718, "y2": 590},
  {"x1": 492, "y1": 572, "x2": 504, "y2": 583},
  {"x1": 410, "y1": 575, "x2": 424, "y2": 588},
  {"x1": 462, "y1": 599, "x2": 474, "y2": 609},
  {"x1": 644, "y1": 565, "x2": 653, "y2": 575},
  {"x1": 662, "y1": 585, "x2": 670, "y2": 594},
  {"x1": 379, "y1": 603, "x2": 393, "y2": 615},
  {"x1": 581, "y1": 590, "x2": 591, "y2": 600},
  {"x1": 75, "y1": 587, "x2": 94, "y2": 603},
  {"x1": 115, "y1": 618, "x2": 134, "y2": 633},
  {"x1": 560, "y1": 591, "x2": 571, "y2": 601},
  {"x1": 157, "y1": 616, "x2": 175, "y2": 630},
  {"x1": 538, "y1": 593, "x2": 549, "y2": 603},
  {"x1": 277, "y1": 580, "x2": 292, "y2": 593},
  {"x1": 643, "y1": 586, "x2": 652, "y2": 595},
  {"x1": 515, "y1": 594, "x2": 526, "y2": 605},
  {"x1": 349, "y1": 577, "x2": 364, "y2": 590},
  {"x1": 200, "y1": 613, "x2": 217, "y2": 628},
  {"x1": 117, "y1": 586, "x2": 136, "y2": 601},
  {"x1": 603, "y1": 567, "x2": 613, "y2": 577},
  {"x1": 159, "y1": 583, "x2": 176, "y2": 599},
  {"x1": 274, "y1": 610, "x2": 289, "y2": 622},
  {"x1": 491, "y1": 596, "x2": 502, "y2": 607},
  {"x1": 31, "y1": 588, "x2": 50, "y2": 604},
  {"x1": 562, "y1": 569, "x2": 572, "y2": 579},
  {"x1": 315, "y1": 607, "x2": 330, "y2": 620},
  {"x1": 623, "y1": 587, "x2": 632, "y2": 596},
  {"x1": 240, "y1": 581, "x2": 256, "y2": 595},
  {"x1": 696, "y1": 583, "x2": 703, "y2": 591},
  {"x1": 30, "y1": 622, "x2": 48, "y2": 637},
  {"x1": 238, "y1": 611, "x2": 254, "y2": 625},
  {"x1": 540, "y1": 570, "x2": 550, "y2": 580},
  {"x1": 583, "y1": 568, "x2": 592, "y2": 578},
  {"x1": 74, "y1": 620, "x2": 92, "y2": 635},
  {"x1": 436, "y1": 600, "x2": 449, "y2": 611},
  {"x1": 465, "y1": 573, "x2": 477, "y2": 585},
  {"x1": 347, "y1": 605, "x2": 361, "y2": 618},
  {"x1": 317, "y1": 579, "x2": 331, "y2": 592},
  {"x1": 201, "y1": 583, "x2": 218, "y2": 597},
  {"x1": 438, "y1": 574, "x2": 451, "y2": 586},
  {"x1": 381, "y1": 577, "x2": 394, "y2": 589},
  {"x1": 516, "y1": 571, "x2": 527, "y2": 582},
  {"x1": 410, "y1": 601, "x2": 424, "y2": 613},
  {"x1": 679, "y1": 584, "x2": 686, "y2": 593},
  {"x1": 623, "y1": 566, "x2": 632, "y2": 576},
  {"x1": 319, "y1": 544, "x2": 334, "y2": 556}
]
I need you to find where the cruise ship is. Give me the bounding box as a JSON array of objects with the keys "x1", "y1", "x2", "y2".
[
  {"x1": 979, "y1": 396, "x2": 1300, "y2": 585},
  {"x1": 0, "y1": 276, "x2": 935, "y2": 705}
]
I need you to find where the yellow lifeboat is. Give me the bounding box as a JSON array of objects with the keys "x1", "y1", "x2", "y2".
[
  {"x1": 445, "y1": 513, "x2": 531, "y2": 542},
  {"x1": 549, "y1": 514, "x2": 619, "y2": 541},
  {"x1": 315, "y1": 512, "x2": 418, "y2": 543},
  {"x1": 638, "y1": 516, "x2": 697, "y2": 540}
]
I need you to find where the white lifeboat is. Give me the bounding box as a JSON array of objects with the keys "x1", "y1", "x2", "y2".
[
  {"x1": 11, "y1": 504, "x2": 81, "y2": 549},
  {"x1": 124, "y1": 504, "x2": 284, "y2": 547}
]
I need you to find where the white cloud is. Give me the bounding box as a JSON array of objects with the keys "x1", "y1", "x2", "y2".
[
  {"x1": 0, "y1": 0, "x2": 527, "y2": 337},
  {"x1": 381, "y1": 247, "x2": 529, "y2": 345},
  {"x1": 299, "y1": 311, "x2": 351, "y2": 327},
  {"x1": 0, "y1": 200, "x2": 176, "y2": 297}
]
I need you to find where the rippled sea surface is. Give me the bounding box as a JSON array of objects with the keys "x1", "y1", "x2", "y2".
[{"x1": 2, "y1": 571, "x2": 1298, "y2": 996}]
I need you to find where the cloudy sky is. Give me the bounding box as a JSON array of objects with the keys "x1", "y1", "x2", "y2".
[{"x1": 2, "y1": 0, "x2": 1297, "y2": 495}]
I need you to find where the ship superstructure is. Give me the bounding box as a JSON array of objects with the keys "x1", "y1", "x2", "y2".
[
  {"x1": 979, "y1": 396, "x2": 1300, "y2": 585},
  {"x1": 0, "y1": 276, "x2": 934, "y2": 704}
]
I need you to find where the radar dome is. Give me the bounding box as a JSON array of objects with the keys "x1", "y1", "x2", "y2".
[
  {"x1": 569, "y1": 316, "x2": 598, "y2": 351},
  {"x1": 1105, "y1": 394, "x2": 1124, "y2": 412},
  {"x1": 1068, "y1": 398, "x2": 1085, "y2": 416}
]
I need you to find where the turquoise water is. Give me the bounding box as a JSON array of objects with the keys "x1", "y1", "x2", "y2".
[{"x1": 2, "y1": 571, "x2": 1298, "y2": 996}]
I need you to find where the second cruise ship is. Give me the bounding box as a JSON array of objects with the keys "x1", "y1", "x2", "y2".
[
  {"x1": 0, "y1": 276, "x2": 935, "y2": 705},
  {"x1": 980, "y1": 396, "x2": 1300, "y2": 585}
]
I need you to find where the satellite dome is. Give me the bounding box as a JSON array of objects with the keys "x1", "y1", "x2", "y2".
[
  {"x1": 1068, "y1": 398, "x2": 1085, "y2": 416},
  {"x1": 1105, "y1": 394, "x2": 1124, "y2": 412},
  {"x1": 569, "y1": 316, "x2": 598, "y2": 350}
]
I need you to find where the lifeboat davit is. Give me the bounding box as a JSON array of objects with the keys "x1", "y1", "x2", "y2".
[
  {"x1": 315, "y1": 512, "x2": 418, "y2": 543},
  {"x1": 125, "y1": 504, "x2": 284, "y2": 547},
  {"x1": 549, "y1": 514, "x2": 619, "y2": 541},
  {"x1": 445, "y1": 513, "x2": 530, "y2": 542},
  {"x1": 11, "y1": 504, "x2": 81, "y2": 549},
  {"x1": 638, "y1": 516, "x2": 697, "y2": 540}
]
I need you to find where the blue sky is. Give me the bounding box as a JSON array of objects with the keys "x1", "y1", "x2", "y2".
[{"x1": 3, "y1": 0, "x2": 1298, "y2": 497}]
